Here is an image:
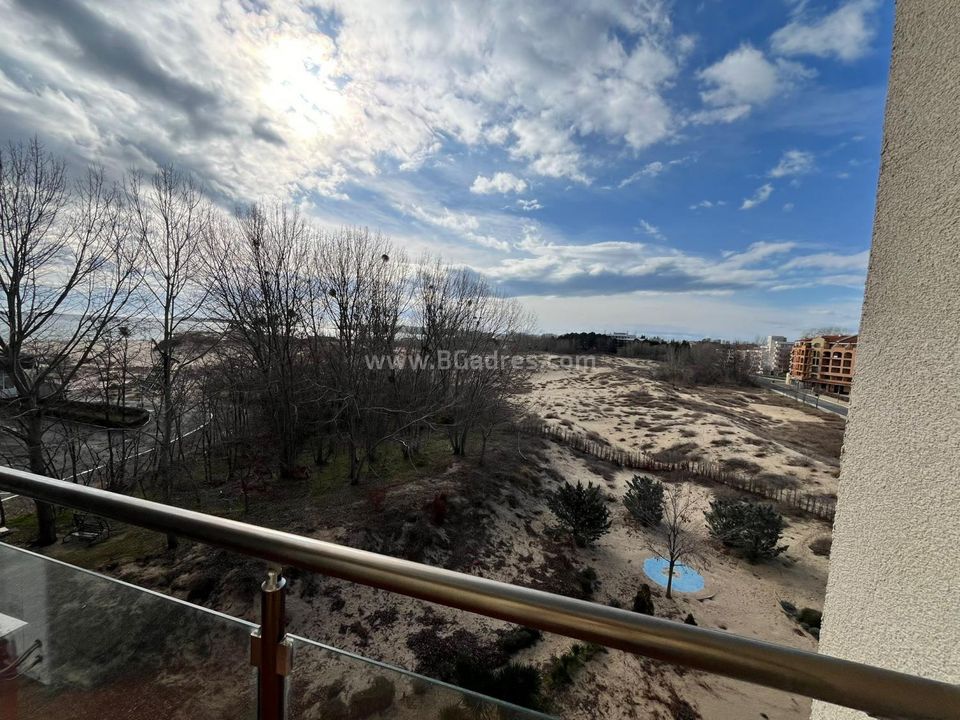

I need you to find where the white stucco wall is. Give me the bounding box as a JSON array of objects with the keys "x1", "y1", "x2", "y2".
[{"x1": 812, "y1": 1, "x2": 960, "y2": 718}]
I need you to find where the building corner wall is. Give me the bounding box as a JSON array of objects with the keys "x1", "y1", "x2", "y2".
[{"x1": 812, "y1": 1, "x2": 960, "y2": 718}]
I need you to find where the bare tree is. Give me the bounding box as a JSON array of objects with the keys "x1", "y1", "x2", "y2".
[
  {"x1": 647, "y1": 484, "x2": 703, "y2": 599},
  {"x1": 315, "y1": 228, "x2": 409, "y2": 483},
  {"x1": 0, "y1": 139, "x2": 140, "y2": 544},
  {"x1": 129, "y1": 167, "x2": 210, "y2": 547},
  {"x1": 90, "y1": 324, "x2": 145, "y2": 491},
  {"x1": 195, "y1": 341, "x2": 263, "y2": 513},
  {"x1": 205, "y1": 203, "x2": 311, "y2": 477},
  {"x1": 439, "y1": 277, "x2": 528, "y2": 456}
]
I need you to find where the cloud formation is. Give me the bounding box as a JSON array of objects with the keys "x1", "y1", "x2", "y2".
[
  {"x1": 769, "y1": 149, "x2": 814, "y2": 177},
  {"x1": 636, "y1": 219, "x2": 666, "y2": 241},
  {"x1": 0, "y1": 0, "x2": 696, "y2": 195},
  {"x1": 0, "y1": 0, "x2": 886, "y2": 337},
  {"x1": 740, "y1": 183, "x2": 774, "y2": 210},
  {"x1": 696, "y1": 44, "x2": 811, "y2": 122},
  {"x1": 689, "y1": 200, "x2": 726, "y2": 210},
  {"x1": 772, "y1": 0, "x2": 879, "y2": 61},
  {"x1": 482, "y1": 229, "x2": 866, "y2": 298},
  {"x1": 471, "y1": 172, "x2": 527, "y2": 195}
]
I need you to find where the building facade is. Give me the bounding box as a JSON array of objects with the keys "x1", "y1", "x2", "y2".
[
  {"x1": 789, "y1": 334, "x2": 858, "y2": 397},
  {"x1": 813, "y1": 1, "x2": 960, "y2": 715},
  {"x1": 760, "y1": 335, "x2": 792, "y2": 375}
]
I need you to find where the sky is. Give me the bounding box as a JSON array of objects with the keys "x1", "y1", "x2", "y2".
[{"x1": 0, "y1": 0, "x2": 894, "y2": 340}]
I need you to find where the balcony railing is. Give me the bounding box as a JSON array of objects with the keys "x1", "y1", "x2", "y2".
[{"x1": 1, "y1": 466, "x2": 958, "y2": 720}]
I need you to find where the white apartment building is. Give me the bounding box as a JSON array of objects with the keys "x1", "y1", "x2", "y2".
[{"x1": 760, "y1": 335, "x2": 792, "y2": 376}]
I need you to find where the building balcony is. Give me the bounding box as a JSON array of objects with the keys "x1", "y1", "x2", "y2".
[{"x1": 0, "y1": 469, "x2": 957, "y2": 720}]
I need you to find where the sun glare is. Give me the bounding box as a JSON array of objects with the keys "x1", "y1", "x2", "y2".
[{"x1": 260, "y1": 38, "x2": 347, "y2": 140}]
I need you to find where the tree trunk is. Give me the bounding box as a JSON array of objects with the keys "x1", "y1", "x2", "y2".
[
  {"x1": 157, "y1": 356, "x2": 178, "y2": 551},
  {"x1": 35, "y1": 500, "x2": 57, "y2": 546},
  {"x1": 348, "y1": 440, "x2": 362, "y2": 485},
  {"x1": 27, "y1": 410, "x2": 57, "y2": 545},
  {"x1": 666, "y1": 559, "x2": 675, "y2": 599}
]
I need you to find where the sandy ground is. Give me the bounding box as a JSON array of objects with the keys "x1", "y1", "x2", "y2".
[
  {"x1": 10, "y1": 355, "x2": 841, "y2": 719},
  {"x1": 256, "y1": 436, "x2": 833, "y2": 720},
  {"x1": 526, "y1": 355, "x2": 844, "y2": 501}
]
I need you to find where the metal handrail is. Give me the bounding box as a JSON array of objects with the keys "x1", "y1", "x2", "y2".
[{"x1": 1, "y1": 466, "x2": 957, "y2": 720}]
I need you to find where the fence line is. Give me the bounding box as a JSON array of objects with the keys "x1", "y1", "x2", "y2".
[{"x1": 518, "y1": 420, "x2": 836, "y2": 522}]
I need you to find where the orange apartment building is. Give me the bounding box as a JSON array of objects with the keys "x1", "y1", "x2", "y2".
[{"x1": 789, "y1": 334, "x2": 858, "y2": 398}]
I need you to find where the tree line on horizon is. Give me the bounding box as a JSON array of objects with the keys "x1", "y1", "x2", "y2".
[{"x1": 531, "y1": 332, "x2": 757, "y2": 385}]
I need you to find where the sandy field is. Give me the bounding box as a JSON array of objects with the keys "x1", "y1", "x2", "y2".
[
  {"x1": 14, "y1": 354, "x2": 843, "y2": 719},
  {"x1": 527, "y1": 355, "x2": 844, "y2": 501}
]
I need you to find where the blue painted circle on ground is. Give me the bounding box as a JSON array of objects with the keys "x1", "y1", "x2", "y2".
[{"x1": 642, "y1": 557, "x2": 705, "y2": 593}]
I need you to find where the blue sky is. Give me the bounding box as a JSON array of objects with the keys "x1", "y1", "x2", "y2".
[{"x1": 0, "y1": 0, "x2": 894, "y2": 339}]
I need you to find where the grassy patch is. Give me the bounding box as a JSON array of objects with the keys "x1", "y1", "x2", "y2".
[
  {"x1": 309, "y1": 435, "x2": 453, "y2": 498},
  {"x1": 5, "y1": 508, "x2": 164, "y2": 571},
  {"x1": 54, "y1": 525, "x2": 165, "y2": 570}
]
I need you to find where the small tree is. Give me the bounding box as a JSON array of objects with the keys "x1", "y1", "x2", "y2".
[
  {"x1": 548, "y1": 481, "x2": 611, "y2": 547},
  {"x1": 705, "y1": 498, "x2": 787, "y2": 561},
  {"x1": 647, "y1": 484, "x2": 702, "y2": 599},
  {"x1": 623, "y1": 475, "x2": 664, "y2": 526}
]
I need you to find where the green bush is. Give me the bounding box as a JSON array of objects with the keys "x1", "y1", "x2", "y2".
[
  {"x1": 705, "y1": 498, "x2": 787, "y2": 561},
  {"x1": 808, "y1": 534, "x2": 832, "y2": 557},
  {"x1": 632, "y1": 583, "x2": 655, "y2": 615},
  {"x1": 489, "y1": 663, "x2": 544, "y2": 709},
  {"x1": 779, "y1": 600, "x2": 797, "y2": 616},
  {"x1": 780, "y1": 602, "x2": 822, "y2": 639},
  {"x1": 576, "y1": 566, "x2": 600, "y2": 598},
  {"x1": 457, "y1": 659, "x2": 544, "y2": 712},
  {"x1": 410, "y1": 629, "x2": 543, "y2": 712},
  {"x1": 546, "y1": 643, "x2": 606, "y2": 689},
  {"x1": 623, "y1": 475, "x2": 664, "y2": 526},
  {"x1": 797, "y1": 607, "x2": 822, "y2": 629},
  {"x1": 548, "y1": 480, "x2": 611, "y2": 547},
  {"x1": 497, "y1": 627, "x2": 542, "y2": 656}
]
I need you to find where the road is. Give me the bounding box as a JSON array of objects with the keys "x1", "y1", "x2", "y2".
[{"x1": 755, "y1": 376, "x2": 849, "y2": 417}]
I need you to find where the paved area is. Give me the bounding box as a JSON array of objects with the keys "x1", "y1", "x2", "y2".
[{"x1": 755, "y1": 376, "x2": 849, "y2": 417}]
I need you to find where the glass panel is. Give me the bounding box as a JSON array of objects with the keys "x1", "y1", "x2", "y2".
[
  {"x1": 286, "y1": 633, "x2": 554, "y2": 720},
  {"x1": 0, "y1": 542, "x2": 256, "y2": 720}
]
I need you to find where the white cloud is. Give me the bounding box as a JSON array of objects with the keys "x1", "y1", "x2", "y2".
[
  {"x1": 695, "y1": 44, "x2": 812, "y2": 123},
  {"x1": 618, "y1": 156, "x2": 693, "y2": 188},
  {"x1": 516, "y1": 198, "x2": 543, "y2": 211},
  {"x1": 689, "y1": 200, "x2": 726, "y2": 210},
  {"x1": 486, "y1": 236, "x2": 787, "y2": 291},
  {"x1": 783, "y1": 202, "x2": 795, "y2": 212},
  {"x1": 781, "y1": 250, "x2": 870, "y2": 272},
  {"x1": 740, "y1": 183, "x2": 774, "y2": 210},
  {"x1": 518, "y1": 291, "x2": 862, "y2": 339},
  {"x1": 699, "y1": 45, "x2": 781, "y2": 106},
  {"x1": 636, "y1": 219, "x2": 666, "y2": 241},
  {"x1": 0, "y1": 0, "x2": 688, "y2": 195},
  {"x1": 405, "y1": 204, "x2": 510, "y2": 251},
  {"x1": 769, "y1": 149, "x2": 814, "y2": 177},
  {"x1": 509, "y1": 117, "x2": 589, "y2": 183},
  {"x1": 700, "y1": 45, "x2": 810, "y2": 103},
  {"x1": 771, "y1": 0, "x2": 879, "y2": 62},
  {"x1": 470, "y1": 172, "x2": 527, "y2": 195},
  {"x1": 687, "y1": 105, "x2": 752, "y2": 125}
]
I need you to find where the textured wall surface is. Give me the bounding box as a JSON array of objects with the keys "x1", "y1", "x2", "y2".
[{"x1": 812, "y1": 1, "x2": 960, "y2": 718}]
